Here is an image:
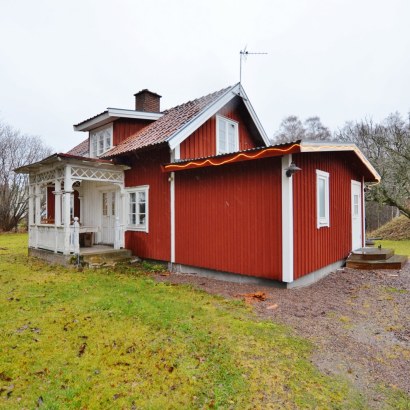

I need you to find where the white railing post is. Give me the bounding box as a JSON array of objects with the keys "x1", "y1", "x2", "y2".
[
  {"x1": 114, "y1": 216, "x2": 120, "y2": 249},
  {"x1": 63, "y1": 165, "x2": 72, "y2": 255},
  {"x1": 72, "y1": 217, "x2": 80, "y2": 255}
]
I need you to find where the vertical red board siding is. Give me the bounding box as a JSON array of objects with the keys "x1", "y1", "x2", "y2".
[
  {"x1": 175, "y1": 157, "x2": 282, "y2": 280},
  {"x1": 113, "y1": 119, "x2": 152, "y2": 146},
  {"x1": 292, "y1": 152, "x2": 362, "y2": 279},
  {"x1": 124, "y1": 147, "x2": 170, "y2": 261},
  {"x1": 180, "y1": 100, "x2": 259, "y2": 160}
]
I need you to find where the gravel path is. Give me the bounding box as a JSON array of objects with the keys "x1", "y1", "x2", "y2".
[{"x1": 155, "y1": 263, "x2": 410, "y2": 407}]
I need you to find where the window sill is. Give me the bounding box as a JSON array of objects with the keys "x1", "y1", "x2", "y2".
[{"x1": 126, "y1": 226, "x2": 148, "y2": 233}]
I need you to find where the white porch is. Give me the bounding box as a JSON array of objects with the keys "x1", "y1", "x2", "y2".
[{"x1": 21, "y1": 155, "x2": 130, "y2": 256}]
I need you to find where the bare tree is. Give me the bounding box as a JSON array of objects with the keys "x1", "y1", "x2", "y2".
[
  {"x1": 273, "y1": 115, "x2": 331, "y2": 143},
  {"x1": 335, "y1": 113, "x2": 410, "y2": 219},
  {"x1": 0, "y1": 121, "x2": 52, "y2": 231}
]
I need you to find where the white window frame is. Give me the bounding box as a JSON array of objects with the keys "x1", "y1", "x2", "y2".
[
  {"x1": 216, "y1": 115, "x2": 239, "y2": 155},
  {"x1": 316, "y1": 170, "x2": 330, "y2": 228},
  {"x1": 89, "y1": 123, "x2": 113, "y2": 158},
  {"x1": 126, "y1": 185, "x2": 149, "y2": 233}
]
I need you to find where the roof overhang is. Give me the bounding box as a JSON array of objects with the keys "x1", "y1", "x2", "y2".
[
  {"x1": 15, "y1": 153, "x2": 129, "y2": 174},
  {"x1": 166, "y1": 83, "x2": 270, "y2": 150},
  {"x1": 162, "y1": 142, "x2": 301, "y2": 172},
  {"x1": 299, "y1": 141, "x2": 381, "y2": 183},
  {"x1": 74, "y1": 108, "x2": 163, "y2": 132}
]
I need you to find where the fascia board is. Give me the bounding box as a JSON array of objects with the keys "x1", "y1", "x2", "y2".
[
  {"x1": 300, "y1": 141, "x2": 381, "y2": 182},
  {"x1": 107, "y1": 108, "x2": 163, "y2": 121},
  {"x1": 74, "y1": 109, "x2": 162, "y2": 132},
  {"x1": 167, "y1": 85, "x2": 240, "y2": 150}
]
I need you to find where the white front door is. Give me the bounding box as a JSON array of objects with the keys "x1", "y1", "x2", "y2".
[
  {"x1": 101, "y1": 190, "x2": 116, "y2": 244},
  {"x1": 351, "y1": 181, "x2": 362, "y2": 250}
]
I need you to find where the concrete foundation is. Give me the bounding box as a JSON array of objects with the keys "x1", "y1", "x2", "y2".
[
  {"x1": 28, "y1": 248, "x2": 73, "y2": 266},
  {"x1": 169, "y1": 259, "x2": 346, "y2": 289}
]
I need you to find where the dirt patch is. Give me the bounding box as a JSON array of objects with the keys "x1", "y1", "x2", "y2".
[{"x1": 155, "y1": 263, "x2": 410, "y2": 407}]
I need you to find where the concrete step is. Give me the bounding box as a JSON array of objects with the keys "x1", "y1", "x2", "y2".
[
  {"x1": 81, "y1": 249, "x2": 132, "y2": 267},
  {"x1": 346, "y1": 254, "x2": 408, "y2": 270},
  {"x1": 349, "y1": 247, "x2": 394, "y2": 261}
]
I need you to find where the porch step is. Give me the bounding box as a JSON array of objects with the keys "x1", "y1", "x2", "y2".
[
  {"x1": 348, "y1": 247, "x2": 394, "y2": 261},
  {"x1": 346, "y1": 247, "x2": 408, "y2": 270},
  {"x1": 81, "y1": 249, "x2": 132, "y2": 267},
  {"x1": 346, "y1": 255, "x2": 408, "y2": 270}
]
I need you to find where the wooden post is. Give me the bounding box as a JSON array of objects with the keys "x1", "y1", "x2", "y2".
[{"x1": 63, "y1": 165, "x2": 72, "y2": 255}]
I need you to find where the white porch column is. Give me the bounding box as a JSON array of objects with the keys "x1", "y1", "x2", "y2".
[
  {"x1": 54, "y1": 179, "x2": 62, "y2": 226},
  {"x1": 28, "y1": 184, "x2": 35, "y2": 226},
  {"x1": 34, "y1": 184, "x2": 41, "y2": 225},
  {"x1": 63, "y1": 165, "x2": 73, "y2": 255},
  {"x1": 282, "y1": 155, "x2": 294, "y2": 283}
]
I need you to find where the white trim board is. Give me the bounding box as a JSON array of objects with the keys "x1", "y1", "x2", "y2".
[{"x1": 167, "y1": 83, "x2": 270, "y2": 150}]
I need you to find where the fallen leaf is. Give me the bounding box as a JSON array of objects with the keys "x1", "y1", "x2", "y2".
[
  {"x1": 0, "y1": 372, "x2": 12, "y2": 382},
  {"x1": 237, "y1": 291, "x2": 267, "y2": 303},
  {"x1": 78, "y1": 343, "x2": 87, "y2": 357},
  {"x1": 266, "y1": 304, "x2": 279, "y2": 310}
]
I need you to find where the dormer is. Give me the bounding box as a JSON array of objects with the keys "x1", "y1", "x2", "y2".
[{"x1": 73, "y1": 90, "x2": 163, "y2": 158}]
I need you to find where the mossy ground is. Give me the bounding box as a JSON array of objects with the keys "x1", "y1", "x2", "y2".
[{"x1": 0, "y1": 234, "x2": 368, "y2": 409}]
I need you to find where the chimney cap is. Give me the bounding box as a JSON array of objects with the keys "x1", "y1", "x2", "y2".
[{"x1": 133, "y1": 89, "x2": 162, "y2": 98}]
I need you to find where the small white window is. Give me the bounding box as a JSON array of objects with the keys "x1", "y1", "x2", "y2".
[
  {"x1": 216, "y1": 115, "x2": 239, "y2": 154},
  {"x1": 316, "y1": 170, "x2": 330, "y2": 228},
  {"x1": 89, "y1": 124, "x2": 113, "y2": 158},
  {"x1": 127, "y1": 186, "x2": 149, "y2": 232}
]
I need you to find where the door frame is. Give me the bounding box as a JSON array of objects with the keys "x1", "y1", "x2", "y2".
[{"x1": 351, "y1": 180, "x2": 363, "y2": 251}]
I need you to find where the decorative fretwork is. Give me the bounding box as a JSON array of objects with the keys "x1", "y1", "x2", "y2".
[
  {"x1": 34, "y1": 168, "x2": 64, "y2": 184},
  {"x1": 71, "y1": 166, "x2": 124, "y2": 183}
]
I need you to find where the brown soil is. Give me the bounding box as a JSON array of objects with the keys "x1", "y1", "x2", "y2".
[{"x1": 155, "y1": 263, "x2": 410, "y2": 407}]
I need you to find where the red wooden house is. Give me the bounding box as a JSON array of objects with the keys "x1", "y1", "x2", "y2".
[{"x1": 17, "y1": 84, "x2": 380, "y2": 287}]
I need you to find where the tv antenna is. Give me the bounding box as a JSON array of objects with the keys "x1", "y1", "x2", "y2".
[{"x1": 239, "y1": 47, "x2": 268, "y2": 84}]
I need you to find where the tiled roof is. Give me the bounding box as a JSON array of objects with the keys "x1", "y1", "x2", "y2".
[
  {"x1": 102, "y1": 85, "x2": 234, "y2": 158},
  {"x1": 67, "y1": 138, "x2": 89, "y2": 157}
]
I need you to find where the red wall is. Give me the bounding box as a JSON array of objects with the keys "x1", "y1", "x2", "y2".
[
  {"x1": 180, "y1": 100, "x2": 260, "y2": 160},
  {"x1": 292, "y1": 152, "x2": 362, "y2": 279},
  {"x1": 46, "y1": 187, "x2": 80, "y2": 222},
  {"x1": 113, "y1": 118, "x2": 152, "y2": 146},
  {"x1": 175, "y1": 157, "x2": 282, "y2": 280},
  {"x1": 124, "y1": 147, "x2": 170, "y2": 261}
]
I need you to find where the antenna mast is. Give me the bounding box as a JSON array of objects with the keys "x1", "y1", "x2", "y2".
[{"x1": 239, "y1": 48, "x2": 267, "y2": 84}]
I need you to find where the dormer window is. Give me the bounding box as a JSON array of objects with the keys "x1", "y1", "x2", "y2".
[
  {"x1": 216, "y1": 115, "x2": 239, "y2": 155},
  {"x1": 90, "y1": 124, "x2": 113, "y2": 158}
]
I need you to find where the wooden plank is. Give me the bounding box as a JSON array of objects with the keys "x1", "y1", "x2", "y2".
[{"x1": 346, "y1": 255, "x2": 408, "y2": 270}]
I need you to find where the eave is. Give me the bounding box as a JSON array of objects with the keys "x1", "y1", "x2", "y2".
[
  {"x1": 162, "y1": 143, "x2": 301, "y2": 172},
  {"x1": 73, "y1": 108, "x2": 163, "y2": 132},
  {"x1": 15, "y1": 153, "x2": 129, "y2": 174},
  {"x1": 299, "y1": 141, "x2": 381, "y2": 183}
]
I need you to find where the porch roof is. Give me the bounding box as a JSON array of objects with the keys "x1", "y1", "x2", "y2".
[{"x1": 15, "y1": 153, "x2": 121, "y2": 174}]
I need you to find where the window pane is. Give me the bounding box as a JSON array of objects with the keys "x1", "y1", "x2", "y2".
[
  {"x1": 111, "y1": 193, "x2": 115, "y2": 216},
  {"x1": 139, "y1": 214, "x2": 145, "y2": 225},
  {"x1": 218, "y1": 118, "x2": 226, "y2": 153},
  {"x1": 318, "y1": 178, "x2": 325, "y2": 218},
  {"x1": 102, "y1": 193, "x2": 108, "y2": 216},
  {"x1": 228, "y1": 123, "x2": 236, "y2": 152},
  {"x1": 354, "y1": 194, "x2": 359, "y2": 216}
]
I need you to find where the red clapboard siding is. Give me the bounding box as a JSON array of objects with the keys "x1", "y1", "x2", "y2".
[
  {"x1": 46, "y1": 187, "x2": 80, "y2": 221},
  {"x1": 292, "y1": 152, "x2": 362, "y2": 279},
  {"x1": 113, "y1": 118, "x2": 152, "y2": 146},
  {"x1": 180, "y1": 99, "x2": 259, "y2": 160},
  {"x1": 175, "y1": 157, "x2": 282, "y2": 280},
  {"x1": 124, "y1": 147, "x2": 170, "y2": 261}
]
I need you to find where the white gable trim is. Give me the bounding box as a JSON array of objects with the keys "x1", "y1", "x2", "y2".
[
  {"x1": 167, "y1": 84, "x2": 270, "y2": 150},
  {"x1": 74, "y1": 108, "x2": 162, "y2": 132},
  {"x1": 300, "y1": 141, "x2": 381, "y2": 182}
]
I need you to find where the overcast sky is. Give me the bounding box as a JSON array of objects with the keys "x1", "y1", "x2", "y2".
[{"x1": 1, "y1": 0, "x2": 409, "y2": 152}]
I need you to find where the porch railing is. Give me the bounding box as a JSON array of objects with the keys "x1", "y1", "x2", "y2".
[{"x1": 29, "y1": 217, "x2": 124, "y2": 254}]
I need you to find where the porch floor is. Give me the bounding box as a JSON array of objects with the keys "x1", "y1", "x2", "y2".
[{"x1": 80, "y1": 245, "x2": 115, "y2": 255}]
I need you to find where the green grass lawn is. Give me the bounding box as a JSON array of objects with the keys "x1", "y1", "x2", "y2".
[
  {"x1": 0, "y1": 234, "x2": 373, "y2": 409},
  {"x1": 375, "y1": 240, "x2": 410, "y2": 256}
]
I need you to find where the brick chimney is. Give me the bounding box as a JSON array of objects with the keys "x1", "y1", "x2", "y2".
[{"x1": 134, "y1": 89, "x2": 162, "y2": 112}]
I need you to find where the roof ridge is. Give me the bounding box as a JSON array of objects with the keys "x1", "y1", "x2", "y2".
[{"x1": 102, "y1": 84, "x2": 237, "y2": 157}]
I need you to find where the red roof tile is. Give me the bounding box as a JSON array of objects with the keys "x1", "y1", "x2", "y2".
[
  {"x1": 67, "y1": 138, "x2": 89, "y2": 156},
  {"x1": 102, "y1": 85, "x2": 234, "y2": 158}
]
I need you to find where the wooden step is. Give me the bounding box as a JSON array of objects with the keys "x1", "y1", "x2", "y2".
[
  {"x1": 349, "y1": 247, "x2": 394, "y2": 261},
  {"x1": 346, "y1": 254, "x2": 408, "y2": 270}
]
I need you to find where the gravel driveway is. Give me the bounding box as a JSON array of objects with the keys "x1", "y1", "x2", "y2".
[{"x1": 155, "y1": 263, "x2": 410, "y2": 408}]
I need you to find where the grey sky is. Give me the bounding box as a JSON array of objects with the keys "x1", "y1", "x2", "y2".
[{"x1": 1, "y1": 0, "x2": 409, "y2": 152}]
